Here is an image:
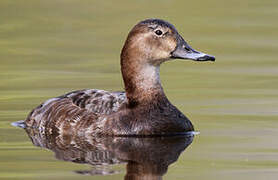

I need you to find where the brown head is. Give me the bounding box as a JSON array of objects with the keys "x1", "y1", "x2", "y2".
[{"x1": 121, "y1": 19, "x2": 215, "y2": 106}]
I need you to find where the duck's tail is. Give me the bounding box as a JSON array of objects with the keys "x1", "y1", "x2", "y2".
[{"x1": 11, "y1": 120, "x2": 26, "y2": 129}]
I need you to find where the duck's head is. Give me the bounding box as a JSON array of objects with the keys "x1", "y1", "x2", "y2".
[{"x1": 121, "y1": 18, "x2": 215, "y2": 66}]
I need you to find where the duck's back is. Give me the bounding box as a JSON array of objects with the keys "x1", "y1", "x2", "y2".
[
  {"x1": 25, "y1": 89, "x2": 127, "y2": 132},
  {"x1": 63, "y1": 89, "x2": 126, "y2": 115}
]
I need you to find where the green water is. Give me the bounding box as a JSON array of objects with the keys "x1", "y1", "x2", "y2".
[{"x1": 0, "y1": 0, "x2": 278, "y2": 179}]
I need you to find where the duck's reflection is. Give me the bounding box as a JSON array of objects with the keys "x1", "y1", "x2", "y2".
[{"x1": 25, "y1": 127, "x2": 194, "y2": 179}]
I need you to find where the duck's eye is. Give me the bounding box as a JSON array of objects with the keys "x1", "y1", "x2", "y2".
[{"x1": 155, "y1": 30, "x2": 163, "y2": 36}]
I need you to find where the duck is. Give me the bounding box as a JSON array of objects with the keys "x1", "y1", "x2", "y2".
[{"x1": 24, "y1": 18, "x2": 215, "y2": 136}]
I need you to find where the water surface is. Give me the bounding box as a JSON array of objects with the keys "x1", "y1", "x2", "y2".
[{"x1": 1, "y1": 0, "x2": 278, "y2": 179}]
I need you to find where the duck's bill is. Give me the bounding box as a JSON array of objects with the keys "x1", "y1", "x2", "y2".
[
  {"x1": 173, "y1": 50, "x2": 215, "y2": 61},
  {"x1": 170, "y1": 36, "x2": 215, "y2": 62}
]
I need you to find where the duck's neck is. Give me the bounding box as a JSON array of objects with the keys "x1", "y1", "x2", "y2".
[{"x1": 121, "y1": 55, "x2": 166, "y2": 106}]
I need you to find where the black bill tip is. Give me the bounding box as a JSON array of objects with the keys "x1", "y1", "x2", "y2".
[{"x1": 196, "y1": 55, "x2": 215, "y2": 62}]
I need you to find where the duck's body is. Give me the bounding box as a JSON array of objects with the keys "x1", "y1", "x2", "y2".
[
  {"x1": 25, "y1": 19, "x2": 215, "y2": 136},
  {"x1": 25, "y1": 88, "x2": 193, "y2": 136}
]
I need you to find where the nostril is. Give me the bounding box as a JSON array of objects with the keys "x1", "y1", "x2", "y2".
[{"x1": 183, "y1": 45, "x2": 191, "y2": 52}]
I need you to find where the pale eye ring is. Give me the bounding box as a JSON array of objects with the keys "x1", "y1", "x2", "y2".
[{"x1": 155, "y1": 29, "x2": 163, "y2": 36}]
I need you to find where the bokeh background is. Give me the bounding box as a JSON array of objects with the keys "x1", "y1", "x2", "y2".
[{"x1": 0, "y1": 0, "x2": 278, "y2": 179}]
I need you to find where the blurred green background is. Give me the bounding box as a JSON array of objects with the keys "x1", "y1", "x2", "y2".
[{"x1": 0, "y1": 0, "x2": 278, "y2": 179}]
